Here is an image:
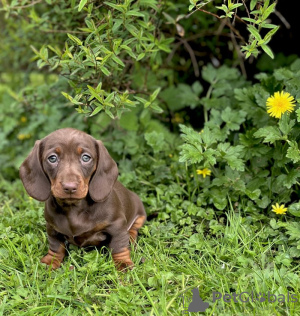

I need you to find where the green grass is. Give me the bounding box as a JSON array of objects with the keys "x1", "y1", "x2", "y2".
[{"x1": 0, "y1": 180, "x2": 299, "y2": 316}]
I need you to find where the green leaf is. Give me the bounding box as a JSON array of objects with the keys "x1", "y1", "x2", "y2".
[
  {"x1": 250, "y1": 0, "x2": 258, "y2": 10},
  {"x1": 61, "y1": 92, "x2": 82, "y2": 105},
  {"x1": 111, "y1": 54, "x2": 125, "y2": 67},
  {"x1": 67, "y1": 33, "x2": 83, "y2": 45},
  {"x1": 242, "y1": 17, "x2": 257, "y2": 24},
  {"x1": 245, "y1": 189, "x2": 261, "y2": 200},
  {"x1": 262, "y1": 2, "x2": 276, "y2": 21},
  {"x1": 283, "y1": 169, "x2": 300, "y2": 189},
  {"x1": 229, "y1": 3, "x2": 243, "y2": 10},
  {"x1": 90, "y1": 105, "x2": 103, "y2": 116},
  {"x1": 221, "y1": 107, "x2": 247, "y2": 131},
  {"x1": 104, "y1": 2, "x2": 125, "y2": 13},
  {"x1": 87, "y1": 85, "x2": 103, "y2": 103},
  {"x1": 150, "y1": 103, "x2": 163, "y2": 113},
  {"x1": 261, "y1": 44, "x2": 273, "y2": 56},
  {"x1": 279, "y1": 114, "x2": 295, "y2": 135},
  {"x1": 149, "y1": 87, "x2": 161, "y2": 102},
  {"x1": 286, "y1": 141, "x2": 300, "y2": 163},
  {"x1": 100, "y1": 66, "x2": 111, "y2": 76},
  {"x1": 78, "y1": 0, "x2": 87, "y2": 11},
  {"x1": 126, "y1": 10, "x2": 145, "y2": 17},
  {"x1": 247, "y1": 25, "x2": 261, "y2": 41},
  {"x1": 221, "y1": 144, "x2": 245, "y2": 171},
  {"x1": 289, "y1": 203, "x2": 300, "y2": 217},
  {"x1": 254, "y1": 126, "x2": 282, "y2": 143},
  {"x1": 134, "y1": 96, "x2": 148, "y2": 104},
  {"x1": 264, "y1": 26, "x2": 280, "y2": 41},
  {"x1": 145, "y1": 131, "x2": 166, "y2": 153},
  {"x1": 296, "y1": 108, "x2": 300, "y2": 122},
  {"x1": 105, "y1": 108, "x2": 115, "y2": 119}
]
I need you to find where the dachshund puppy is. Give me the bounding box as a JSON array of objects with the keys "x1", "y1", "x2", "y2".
[{"x1": 19, "y1": 128, "x2": 146, "y2": 270}]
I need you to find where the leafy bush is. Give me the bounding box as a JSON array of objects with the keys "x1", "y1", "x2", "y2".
[{"x1": 1, "y1": 1, "x2": 300, "y2": 314}]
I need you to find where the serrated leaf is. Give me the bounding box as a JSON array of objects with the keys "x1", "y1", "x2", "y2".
[
  {"x1": 286, "y1": 141, "x2": 300, "y2": 163},
  {"x1": 254, "y1": 126, "x2": 282, "y2": 143},
  {"x1": 283, "y1": 169, "x2": 300, "y2": 189},
  {"x1": 279, "y1": 114, "x2": 295, "y2": 135},
  {"x1": 179, "y1": 144, "x2": 204, "y2": 165}
]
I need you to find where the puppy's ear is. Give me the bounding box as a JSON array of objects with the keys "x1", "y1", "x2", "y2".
[
  {"x1": 89, "y1": 140, "x2": 118, "y2": 202},
  {"x1": 19, "y1": 140, "x2": 51, "y2": 201}
]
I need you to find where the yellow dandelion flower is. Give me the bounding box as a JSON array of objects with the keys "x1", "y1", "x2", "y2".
[
  {"x1": 271, "y1": 203, "x2": 287, "y2": 215},
  {"x1": 171, "y1": 113, "x2": 184, "y2": 124},
  {"x1": 20, "y1": 116, "x2": 27, "y2": 123},
  {"x1": 17, "y1": 133, "x2": 31, "y2": 140},
  {"x1": 266, "y1": 91, "x2": 296, "y2": 119},
  {"x1": 196, "y1": 168, "x2": 211, "y2": 178}
]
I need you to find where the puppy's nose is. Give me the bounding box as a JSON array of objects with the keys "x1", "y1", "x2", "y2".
[{"x1": 62, "y1": 182, "x2": 78, "y2": 194}]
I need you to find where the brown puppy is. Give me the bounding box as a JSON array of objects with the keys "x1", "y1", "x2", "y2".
[{"x1": 19, "y1": 128, "x2": 146, "y2": 270}]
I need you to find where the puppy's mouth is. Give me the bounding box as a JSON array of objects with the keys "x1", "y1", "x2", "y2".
[{"x1": 51, "y1": 188, "x2": 88, "y2": 201}]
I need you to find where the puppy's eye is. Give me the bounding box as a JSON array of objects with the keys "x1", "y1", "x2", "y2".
[
  {"x1": 48, "y1": 155, "x2": 58, "y2": 163},
  {"x1": 81, "y1": 154, "x2": 91, "y2": 163}
]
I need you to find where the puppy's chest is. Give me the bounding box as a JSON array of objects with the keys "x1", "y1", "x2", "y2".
[{"x1": 51, "y1": 213, "x2": 108, "y2": 247}]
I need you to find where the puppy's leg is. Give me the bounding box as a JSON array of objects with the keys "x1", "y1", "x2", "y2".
[
  {"x1": 41, "y1": 223, "x2": 66, "y2": 269},
  {"x1": 128, "y1": 215, "x2": 146, "y2": 243},
  {"x1": 108, "y1": 226, "x2": 133, "y2": 271}
]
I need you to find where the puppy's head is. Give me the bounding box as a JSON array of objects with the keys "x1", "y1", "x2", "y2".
[{"x1": 19, "y1": 128, "x2": 118, "y2": 203}]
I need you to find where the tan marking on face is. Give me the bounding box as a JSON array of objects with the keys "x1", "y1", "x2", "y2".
[
  {"x1": 77, "y1": 147, "x2": 83, "y2": 155},
  {"x1": 55, "y1": 147, "x2": 61, "y2": 154}
]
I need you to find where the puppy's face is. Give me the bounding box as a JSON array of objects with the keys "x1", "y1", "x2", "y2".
[
  {"x1": 41, "y1": 130, "x2": 97, "y2": 200},
  {"x1": 20, "y1": 128, "x2": 118, "y2": 203}
]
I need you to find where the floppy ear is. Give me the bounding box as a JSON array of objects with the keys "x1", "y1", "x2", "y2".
[
  {"x1": 19, "y1": 140, "x2": 51, "y2": 201},
  {"x1": 89, "y1": 140, "x2": 118, "y2": 202}
]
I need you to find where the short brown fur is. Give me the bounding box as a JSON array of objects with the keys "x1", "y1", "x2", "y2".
[{"x1": 19, "y1": 128, "x2": 146, "y2": 270}]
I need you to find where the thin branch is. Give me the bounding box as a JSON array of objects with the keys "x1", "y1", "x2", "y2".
[
  {"x1": 196, "y1": 8, "x2": 246, "y2": 43},
  {"x1": 274, "y1": 9, "x2": 291, "y2": 29},
  {"x1": 40, "y1": 29, "x2": 87, "y2": 34},
  {"x1": 241, "y1": 0, "x2": 251, "y2": 19},
  {"x1": 10, "y1": 0, "x2": 42, "y2": 9},
  {"x1": 180, "y1": 38, "x2": 200, "y2": 77},
  {"x1": 229, "y1": 25, "x2": 247, "y2": 78}
]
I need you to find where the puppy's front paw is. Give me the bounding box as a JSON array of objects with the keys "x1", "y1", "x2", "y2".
[
  {"x1": 41, "y1": 248, "x2": 65, "y2": 269},
  {"x1": 112, "y1": 248, "x2": 134, "y2": 271}
]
